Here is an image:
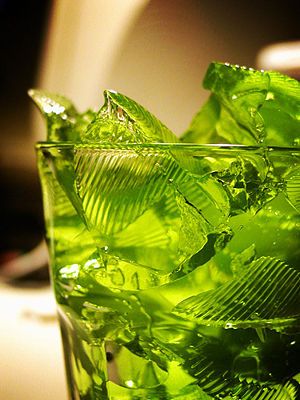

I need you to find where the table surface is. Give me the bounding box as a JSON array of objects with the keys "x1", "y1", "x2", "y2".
[{"x1": 0, "y1": 282, "x2": 68, "y2": 400}]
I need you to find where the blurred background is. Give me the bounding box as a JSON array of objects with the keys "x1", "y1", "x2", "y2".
[{"x1": 0, "y1": 0, "x2": 299, "y2": 399}]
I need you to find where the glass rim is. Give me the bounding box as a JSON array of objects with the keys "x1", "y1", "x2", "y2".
[{"x1": 35, "y1": 141, "x2": 300, "y2": 154}]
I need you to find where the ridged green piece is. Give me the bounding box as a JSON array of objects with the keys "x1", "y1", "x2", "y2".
[
  {"x1": 174, "y1": 256, "x2": 300, "y2": 330},
  {"x1": 74, "y1": 147, "x2": 228, "y2": 237},
  {"x1": 74, "y1": 148, "x2": 178, "y2": 235},
  {"x1": 227, "y1": 379, "x2": 299, "y2": 400},
  {"x1": 285, "y1": 168, "x2": 300, "y2": 212},
  {"x1": 73, "y1": 146, "x2": 231, "y2": 276}
]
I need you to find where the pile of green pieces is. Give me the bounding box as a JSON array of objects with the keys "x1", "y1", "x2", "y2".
[
  {"x1": 29, "y1": 61, "x2": 300, "y2": 147},
  {"x1": 31, "y1": 62, "x2": 300, "y2": 399}
]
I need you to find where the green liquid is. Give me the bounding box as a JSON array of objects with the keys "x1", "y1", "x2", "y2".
[{"x1": 38, "y1": 144, "x2": 300, "y2": 399}]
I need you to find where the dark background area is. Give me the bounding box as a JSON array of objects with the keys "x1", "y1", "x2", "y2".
[{"x1": 0, "y1": 0, "x2": 50, "y2": 260}]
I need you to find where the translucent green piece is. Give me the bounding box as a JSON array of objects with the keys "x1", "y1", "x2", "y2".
[
  {"x1": 180, "y1": 95, "x2": 222, "y2": 144},
  {"x1": 181, "y1": 62, "x2": 300, "y2": 146},
  {"x1": 28, "y1": 89, "x2": 95, "y2": 142},
  {"x1": 83, "y1": 89, "x2": 178, "y2": 143},
  {"x1": 285, "y1": 167, "x2": 300, "y2": 212},
  {"x1": 38, "y1": 147, "x2": 88, "y2": 228},
  {"x1": 203, "y1": 63, "x2": 269, "y2": 143}
]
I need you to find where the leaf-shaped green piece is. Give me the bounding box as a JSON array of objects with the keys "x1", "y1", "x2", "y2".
[
  {"x1": 83, "y1": 90, "x2": 178, "y2": 143},
  {"x1": 174, "y1": 256, "x2": 300, "y2": 330},
  {"x1": 28, "y1": 89, "x2": 95, "y2": 142}
]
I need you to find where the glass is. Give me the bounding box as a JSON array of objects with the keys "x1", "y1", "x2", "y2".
[{"x1": 36, "y1": 142, "x2": 300, "y2": 400}]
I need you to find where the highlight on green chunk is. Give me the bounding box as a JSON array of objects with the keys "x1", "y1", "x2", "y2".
[
  {"x1": 83, "y1": 89, "x2": 178, "y2": 144},
  {"x1": 28, "y1": 89, "x2": 95, "y2": 142},
  {"x1": 181, "y1": 62, "x2": 300, "y2": 147}
]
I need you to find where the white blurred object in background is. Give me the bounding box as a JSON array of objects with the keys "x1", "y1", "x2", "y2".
[
  {"x1": 257, "y1": 40, "x2": 300, "y2": 78},
  {"x1": 33, "y1": 0, "x2": 149, "y2": 139}
]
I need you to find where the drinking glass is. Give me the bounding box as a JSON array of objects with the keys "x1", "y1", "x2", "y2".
[{"x1": 36, "y1": 142, "x2": 300, "y2": 400}]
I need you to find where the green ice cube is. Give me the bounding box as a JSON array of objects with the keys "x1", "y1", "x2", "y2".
[{"x1": 181, "y1": 62, "x2": 300, "y2": 147}]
